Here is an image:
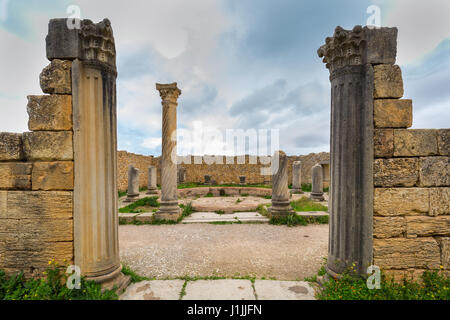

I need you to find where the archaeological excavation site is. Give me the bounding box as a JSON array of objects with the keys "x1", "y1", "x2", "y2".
[{"x1": 0, "y1": 1, "x2": 449, "y2": 307}]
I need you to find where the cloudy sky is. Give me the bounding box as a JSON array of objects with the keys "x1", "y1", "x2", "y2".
[{"x1": 0, "y1": 0, "x2": 449, "y2": 156}]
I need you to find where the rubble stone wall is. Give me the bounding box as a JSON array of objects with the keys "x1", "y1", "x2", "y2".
[{"x1": 116, "y1": 151, "x2": 330, "y2": 191}]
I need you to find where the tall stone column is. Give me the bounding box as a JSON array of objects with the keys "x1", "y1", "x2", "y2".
[
  {"x1": 291, "y1": 161, "x2": 303, "y2": 194},
  {"x1": 147, "y1": 165, "x2": 158, "y2": 195},
  {"x1": 46, "y1": 18, "x2": 130, "y2": 290},
  {"x1": 310, "y1": 164, "x2": 324, "y2": 201},
  {"x1": 155, "y1": 83, "x2": 181, "y2": 221},
  {"x1": 318, "y1": 26, "x2": 398, "y2": 277},
  {"x1": 125, "y1": 165, "x2": 139, "y2": 202},
  {"x1": 270, "y1": 151, "x2": 293, "y2": 217}
]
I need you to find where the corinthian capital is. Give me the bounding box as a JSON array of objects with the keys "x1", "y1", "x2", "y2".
[
  {"x1": 318, "y1": 25, "x2": 398, "y2": 74},
  {"x1": 156, "y1": 83, "x2": 182, "y2": 104}
]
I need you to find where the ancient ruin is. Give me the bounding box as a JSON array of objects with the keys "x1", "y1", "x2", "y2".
[
  {"x1": 310, "y1": 164, "x2": 324, "y2": 201},
  {"x1": 291, "y1": 161, "x2": 303, "y2": 194},
  {"x1": 155, "y1": 83, "x2": 182, "y2": 221},
  {"x1": 125, "y1": 165, "x2": 140, "y2": 202}
]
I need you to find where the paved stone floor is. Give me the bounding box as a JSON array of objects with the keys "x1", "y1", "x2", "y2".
[
  {"x1": 119, "y1": 224, "x2": 328, "y2": 280},
  {"x1": 120, "y1": 279, "x2": 317, "y2": 300}
]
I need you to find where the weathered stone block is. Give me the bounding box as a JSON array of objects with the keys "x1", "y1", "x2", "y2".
[
  {"x1": 374, "y1": 158, "x2": 419, "y2": 187},
  {"x1": 22, "y1": 131, "x2": 73, "y2": 161},
  {"x1": 373, "y1": 64, "x2": 404, "y2": 99},
  {"x1": 40, "y1": 59, "x2": 72, "y2": 94},
  {"x1": 374, "y1": 129, "x2": 394, "y2": 158},
  {"x1": 0, "y1": 241, "x2": 73, "y2": 269},
  {"x1": 373, "y1": 217, "x2": 406, "y2": 238},
  {"x1": 394, "y1": 129, "x2": 438, "y2": 157},
  {"x1": 437, "y1": 129, "x2": 450, "y2": 156},
  {"x1": 0, "y1": 218, "x2": 73, "y2": 242},
  {"x1": 0, "y1": 163, "x2": 32, "y2": 190},
  {"x1": 430, "y1": 188, "x2": 450, "y2": 216},
  {"x1": 374, "y1": 99, "x2": 412, "y2": 128},
  {"x1": 438, "y1": 238, "x2": 450, "y2": 269},
  {"x1": 406, "y1": 216, "x2": 450, "y2": 237},
  {"x1": 27, "y1": 95, "x2": 72, "y2": 131},
  {"x1": 0, "y1": 191, "x2": 73, "y2": 219},
  {"x1": 46, "y1": 19, "x2": 81, "y2": 60},
  {"x1": 32, "y1": 161, "x2": 74, "y2": 191},
  {"x1": 382, "y1": 269, "x2": 426, "y2": 283},
  {"x1": 373, "y1": 238, "x2": 441, "y2": 269},
  {"x1": 419, "y1": 157, "x2": 450, "y2": 187},
  {"x1": 374, "y1": 188, "x2": 429, "y2": 216},
  {"x1": 0, "y1": 133, "x2": 23, "y2": 161}
]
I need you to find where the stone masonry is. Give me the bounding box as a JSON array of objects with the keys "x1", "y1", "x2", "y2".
[{"x1": 319, "y1": 25, "x2": 449, "y2": 281}]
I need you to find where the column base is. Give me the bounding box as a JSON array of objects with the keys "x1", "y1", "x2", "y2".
[
  {"x1": 146, "y1": 188, "x2": 158, "y2": 195},
  {"x1": 290, "y1": 188, "x2": 304, "y2": 194},
  {"x1": 85, "y1": 264, "x2": 131, "y2": 295},
  {"x1": 124, "y1": 194, "x2": 139, "y2": 203},
  {"x1": 155, "y1": 200, "x2": 181, "y2": 221},
  {"x1": 310, "y1": 192, "x2": 325, "y2": 201},
  {"x1": 269, "y1": 199, "x2": 294, "y2": 218}
]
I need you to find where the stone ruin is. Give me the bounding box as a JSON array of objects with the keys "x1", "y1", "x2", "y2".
[{"x1": 0, "y1": 18, "x2": 448, "y2": 288}]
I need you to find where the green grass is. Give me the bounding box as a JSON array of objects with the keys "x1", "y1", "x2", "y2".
[
  {"x1": 301, "y1": 183, "x2": 312, "y2": 192},
  {"x1": 118, "y1": 190, "x2": 127, "y2": 198},
  {"x1": 205, "y1": 192, "x2": 214, "y2": 197},
  {"x1": 215, "y1": 210, "x2": 225, "y2": 215},
  {"x1": 315, "y1": 270, "x2": 450, "y2": 300},
  {"x1": 122, "y1": 265, "x2": 151, "y2": 283},
  {"x1": 0, "y1": 265, "x2": 118, "y2": 300},
  {"x1": 269, "y1": 212, "x2": 329, "y2": 227},
  {"x1": 290, "y1": 197, "x2": 328, "y2": 212},
  {"x1": 235, "y1": 198, "x2": 242, "y2": 204},
  {"x1": 178, "y1": 202, "x2": 194, "y2": 221},
  {"x1": 119, "y1": 196, "x2": 159, "y2": 213}
]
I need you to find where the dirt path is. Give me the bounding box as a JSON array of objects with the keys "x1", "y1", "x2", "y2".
[{"x1": 119, "y1": 224, "x2": 328, "y2": 280}]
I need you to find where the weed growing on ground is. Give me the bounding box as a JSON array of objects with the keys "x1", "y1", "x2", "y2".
[
  {"x1": 290, "y1": 197, "x2": 328, "y2": 212},
  {"x1": 121, "y1": 265, "x2": 151, "y2": 283},
  {"x1": 119, "y1": 197, "x2": 159, "y2": 213},
  {"x1": 0, "y1": 263, "x2": 117, "y2": 300}
]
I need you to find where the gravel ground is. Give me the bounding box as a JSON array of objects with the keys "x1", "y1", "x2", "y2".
[{"x1": 119, "y1": 224, "x2": 328, "y2": 280}]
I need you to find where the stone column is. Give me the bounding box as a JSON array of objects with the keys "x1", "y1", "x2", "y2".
[
  {"x1": 177, "y1": 167, "x2": 186, "y2": 184},
  {"x1": 239, "y1": 176, "x2": 246, "y2": 185},
  {"x1": 270, "y1": 151, "x2": 293, "y2": 217},
  {"x1": 291, "y1": 161, "x2": 303, "y2": 194},
  {"x1": 155, "y1": 83, "x2": 181, "y2": 221},
  {"x1": 310, "y1": 164, "x2": 324, "y2": 201},
  {"x1": 318, "y1": 26, "x2": 397, "y2": 277},
  {"x1": 147, "y1": 165, "x2": 158, "y2": 195},
  {"x1": 125, "y1": 165, "x2": 139, "y2": 202},
  {"x1": 47, "y1": 18, "x2": 129, "y2": 290},
  {"x1": 204, "y1": 175, "x2": 211, "y2": 185}
]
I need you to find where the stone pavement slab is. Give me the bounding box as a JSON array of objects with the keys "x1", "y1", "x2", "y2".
[
  {"x1": 182, "y1": 211, "x2": 269, "y2": 223},
  {"x1": 136, "y1": 212, "x2": 154, "y2": 223},
  {"x1": 191, "y1": 196, "x2": 271, "y2": 214},
  {"x1": 120, "y1": 280, "x2": 184, "y2": 300},
  {"x1": 182, "y1": 280, "x2": 255, "y2": 300},
  {"x1": 254, "y1": 280, "x2": 316, "y2": 300}
]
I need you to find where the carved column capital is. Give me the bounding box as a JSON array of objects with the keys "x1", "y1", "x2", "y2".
[
  {"x1": 318, "y1": 25, "x2": 398, "y2": 75},
  {"x1": 156, "y1": 83, "x2": 182, "y2": 105}
]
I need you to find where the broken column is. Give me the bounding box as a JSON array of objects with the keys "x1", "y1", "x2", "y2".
[
  {"x1": 177, "y1": 167, "x2": 186, "y2": 184},
  {"x1": 125, "y1": 165, "x2": 139, "y2": 202},
  {"x1": 155, "y1": 83, "x2": 182, "y2": 221},
  {"x1": 310, "y1": 164, "x2": 324, "y2": 201},
  {"x1": 239, "y1": 176, "x2": 246, "y2": 185},
  {"x1": 204, "y1": 175, "x2": 212, "y2": 185},
  {"x1": 270, "y1": 150, "x2": 294, "y2": 217},
  {"x1": 46, "y1": 18, "x2": 129, "y2": 289},
  {"x1": 291, "y1": 161, "x2": 303, "y2": 194},
  {"x1": 146, "y1": 165, "x2": 158, "y2": 195},
  {"x1": 318, "y1": 26, "x2": 398, "y2": 277}
]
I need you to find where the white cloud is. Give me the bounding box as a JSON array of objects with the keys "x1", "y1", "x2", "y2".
[
  {"x1": 385, "y1": 0, "x2": 450, "y2": 65},
  {"x1": 141, "y1": 137, "x2": 162, "y2": 149}
]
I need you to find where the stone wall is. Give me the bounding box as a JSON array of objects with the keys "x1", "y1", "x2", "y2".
[
  {"x1": 0, "y1": 59, "x2": 74, "y2": 277},
  {"x1": 372, "y1": 64, "x2": 450, "y2": 280},
  {"x1": 116, "y1": 151, "x2": 330, "y2": 191}
]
